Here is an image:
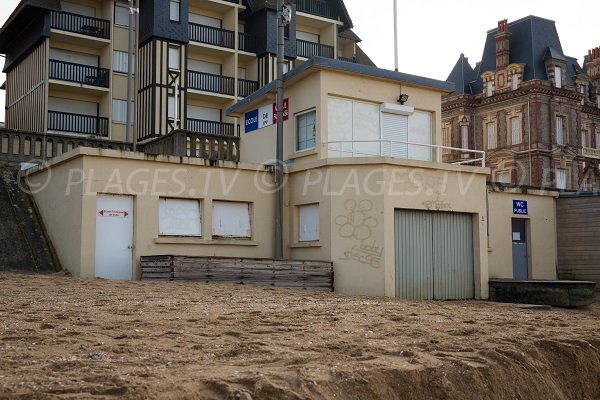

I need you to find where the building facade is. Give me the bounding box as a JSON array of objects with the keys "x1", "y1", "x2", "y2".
[
  {"x1": 0, "y1": 0, "x2": 373, "y2": 143},
  {"x1": 443, "y1": 16, "x2": 600, "y2": 191}
]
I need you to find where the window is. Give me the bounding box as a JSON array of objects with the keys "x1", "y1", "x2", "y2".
[
  {"x1": 554, "y1": 66, "x2": 562, "y2": 88},
  {"x1": 556, "y1": 116, "x2": 565, "y2": 145},
  {"x1": 510, "y1": 117, "x2": 521, "y2": 145},
  {"x1": 159, "y1": 198, "x2": 202, "y2": 236},
  {"x1": 112, "y1": 99, "x2": 128, "y2": 124},
  {"x1": 169, "y1": 0, "x2": 180, "y2": 22},
  {"x1": 296, "y1": 110, "x2": 316, "y2": 151},
  {"x1": 212, "y1": 201, "x2": 251, "y2": 239},
  {"x1": 597, "y1": 95, "x2": 600, "y2": 109},
  {"x1": 168, "y1": 96, "x2": 176, "y2": 120},
  {"x1": 582, "y1": 131, "x2": 589, "y2": 148},
  {"x1": 596, "y1": 132, "x2": 600, "y2": 150},
  {"x1": 487, "y1": 122, "x2": 497, "y2": 149},
  {"x1": 114, "y1": 3, "x2": 135, "y2": 27},
  {"x1": 113, "y1": 50, "x2": 135, "y2": 74},
  {"x1": 511, "y1": 74, "x2": 518, "y2": 90},
  {"x1": 460, "y1": 125, "x2": 468, "y2": 149},
  {"x1": 556, "y1": 168, "x2": 567, "y2": 190},
  {"x1": 442, "y1": 127, "x2": 451, "y2": 154},
  {"x1": 486, "y1": 81, "x2": 493, "y2": 97},
  {"x1": 168, "y1": 46, "x2": 180, "y2": 71},
  {"x1": 298, "y1": 204, "x2": 319, "y2": 242}
]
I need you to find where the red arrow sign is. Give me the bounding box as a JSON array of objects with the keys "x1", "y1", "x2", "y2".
[{"x1": 98, "y1": 210, "x2": 129, "y2": 218}]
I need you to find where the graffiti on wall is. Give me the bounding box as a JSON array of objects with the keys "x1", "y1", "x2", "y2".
[{"x1": 336, "y1": 199, "x2": 383, "y2": 268}]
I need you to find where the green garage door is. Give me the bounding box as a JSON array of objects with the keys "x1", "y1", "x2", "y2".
[{"x1": 395, "y1": 209, "x2": 474, "y2": 300}]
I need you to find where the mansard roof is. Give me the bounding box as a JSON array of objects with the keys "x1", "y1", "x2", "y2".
[{"x1": 446, "y1": 53, "x2": 477, "y2": 97}]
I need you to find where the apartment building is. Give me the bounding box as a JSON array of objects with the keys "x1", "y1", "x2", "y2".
[
  {"x1": 442, "y1": 16, "x2": 600, "y2": 191},
  {"x1": 0, "y1": 0, "x2": 373, "y2": 143}
]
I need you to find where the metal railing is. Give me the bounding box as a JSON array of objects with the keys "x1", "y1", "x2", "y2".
[
  {"x1": 238, "y1": 78, "x2": 258, "y2": 97},
  {"x1": 338, "y1": 56, "x2": 357, "y2": 63},
  {"x1": 189, "y1": 23, "x2": 234, "y2": 49},
  {"x1": 322, "y1": 139, "x2": 486, "y2": 167},
  {"x1": 238, "y1": 32, "x2": 256, "y2": 53},
  {"x1": 49, "y1": 60, "x2": 109, "y2": 88},
  {"x1": 296, "y1": 0, "x2": 336, "y2": 19},
  {"x1": 186, "y1": 119, "x2": 238, "y2": 137},
  {"x1": 142, "y1": 129, "x2": 240, "y2": 162},
  {"x1": 48, "y1": 111, "x2": 109, "y2": 137},
  {"x1": 187, "y1": 70, "x2": 234, "y2": 95},
  {"x1": 50, "y1": 11, "x2": 110, "y2": 39},
  {"x1": 297, "y1": 39, "x2": 335, "y2": 59},
  {"x1": 0, "y1": 129, "x2": 132, "y2": 163}
]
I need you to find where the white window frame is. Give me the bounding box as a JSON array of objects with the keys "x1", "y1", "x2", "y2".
[
  {"x1": 167, "y1": 96, "x2": 176, "y2": 120},
  {"x1": 582, "y1": 130, "x2": 589, "y2": 148},
  {"x1": 555, "y1": 168, "x2": 567, "y2": 190},
  {"x1": 169, "y1": 0, "x2": 181, "y2": 22},
  {"x1": 511, "y1": 74, "x2": 518, "y2": 90},
  {"x1": 510, "y1": 116, "x2": 522, "y2": 145},
  {"x1": 296, "y1": 109, "x2": 317, "y2": 152},
  {"x1": 212, "y1": 201, "x2": 252, "y2": 239},
  {"x1": 113, "y1": 50, "x2": 135, "y2": 74},
  {"x1": 486, "y1": 81, "x2": 493, "y2": 97},
  {"x1": 596, "y1": 132, "x2": 600, "y2": 150},
  {"x1": 159, "y1": 198, "x2": 202, "y2": 237},
  {"x1": 114, "y1": 3, "x2": 135, "y2": 28},
  {"x1": 486, "y1": 122, "x2": 497, "y2": 150},
  {"x1": 556, "y1": 116, "x2": 565, "y2": 145},
  {"x1": 112, "y1": 99, "x2": 128, "y2": 124},
  {"x1": 298, "y1": 203, "x2": 320, "y2": 242},
  {"x1": 168, "y1": 46, "x2": 180, "y2": 71}
]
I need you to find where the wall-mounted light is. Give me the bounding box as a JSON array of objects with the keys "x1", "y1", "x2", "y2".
[{"x1": 398, "y1": 94, "x2": 409, "y2": 105}]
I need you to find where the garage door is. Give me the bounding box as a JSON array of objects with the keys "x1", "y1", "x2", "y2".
[{"x1": 395, "y1": 209, "x2": 474, "y2": 300}]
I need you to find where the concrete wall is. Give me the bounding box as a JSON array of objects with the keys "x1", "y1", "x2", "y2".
[{"x1": 487, "y1": 187, "x2": 558, "y2": 280}]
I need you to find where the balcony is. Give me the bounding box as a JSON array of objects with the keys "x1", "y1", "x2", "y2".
[
  {"x1": 189, "y1": 23, "x2": 234, "y2": 49},
  {"x1": 297, "y1": 39, "x2": 334, "y2": 59},
  {"x1": 50, "y1": 11, "x2": 110, "y2": 40},
  {"x1": 238, "y1": 78, "x2": 259, "y2": 98},
  {"x1": 47, "y1": 111, "x2": 109, "y2": 136},
  {"x1": 238, "y1": 32, "x2": 256, "y2": 53},
  {"x1": 49, "y1": 60, "x2": 109, "y2": 88},
  {"x1": 296, "y1": 0, "x2": 336, "y2": 20},
  {"x1": 142, "y1": 129, "x2": 239, "y2": 162},
  {"x1": 582, "y1": 147, "x2": 600, "y2": 159},
  {"x1": 187, "y1": 71, "x2": 234, "y2": 96},
  {"x1": 186, "y1": 119, "x2": 238, "y2": 137}
]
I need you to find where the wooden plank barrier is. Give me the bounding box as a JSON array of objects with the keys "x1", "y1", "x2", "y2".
[{"x1": 140, "y1": 255, "x2": 334, "y2": 292}]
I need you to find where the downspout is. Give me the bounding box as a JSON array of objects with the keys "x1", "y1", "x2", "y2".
[{"x1": 528, "y1": 96, "x2": 532, "y2": 185}]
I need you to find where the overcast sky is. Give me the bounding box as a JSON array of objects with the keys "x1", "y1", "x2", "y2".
[{"x1": 1, "y1": 0, "x2": 599, "y2": 122}]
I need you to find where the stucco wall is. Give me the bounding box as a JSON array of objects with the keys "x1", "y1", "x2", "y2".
[{"x1": 487, "y1": 188, "x2": 558, "y2": 280}]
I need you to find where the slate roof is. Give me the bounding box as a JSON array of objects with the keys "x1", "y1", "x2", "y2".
[
  {"x1": 446, "y1": 53, "x2": 477, "y2": 96},
  {"x1": 446, "y1": 15, "x2": 583, "y2": 98}
]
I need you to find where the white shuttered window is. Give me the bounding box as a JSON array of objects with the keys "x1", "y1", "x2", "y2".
[
  {"x1": 556, "y1": 169, "x2": 567, "y2": 189},
  {"x1": 159, "y1": 198, "x2": 202, "y2": 236},
  {"x1": 113, "y1": 51, "x2": 135, "y2": 73},
  {"x1": 487, "y1": 122, "x2": 497, "y2": 149},
  {"x1": 212, "y1": 201, "x2": 251, "y2": 238},
  {"x1": 298, "y1": 204, "x2": 319, "y2": 242},
  {"x1": 510, "y1": 117, "x2": 521, "y2": 145},
  {"x1": 556, "y1": 116, "x2": 565, "y2": 145}
]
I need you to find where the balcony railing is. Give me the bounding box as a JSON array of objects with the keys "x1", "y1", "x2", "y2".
[
  {"x1": 186, "y1": 119, "x2": 238, "y2": 137},
  {"x1": 238, "y1": 78, "x2": 259, "y2": 97},
  {"x1": 50, "y1": 11, "x2": 110, "y2": 40},
  {"x1": 48, "y1": 111, "x2": 109, "y2": 137},
  {"x1": 49, "y1": 60, "x2": 109, "y2": 88},
  {"x1": 187, "y1": 71, "x2": 234, "y2": 95},
  {"x1": 189, "y1": 23, "x2": 234, "y2": 49},
  {"x1": 582, "y1": 147, "x2": 600, "y2": 159},
  {"x1": 0, "y1": 129, "x2": 132, "y2": 164},
  {"x1": 296, "y1": 0, "x2": 336, "y2": 19},
  {"x1": 142, "y1": 130, "x2": 239, "y2": 162},
  {"x1": 297, "y1": 39, "x2": 334, "y2": 59},
  {"x1": 338, "y1": 56, "x2": 357, "y2": 63},
  {"x1": 238, "y1": 32, "x2": 256, "y2": 53}
]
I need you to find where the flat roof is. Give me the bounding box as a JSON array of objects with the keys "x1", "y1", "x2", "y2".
[{"x1": 227, "y1": 57, "x2": 454, "y2": 116}]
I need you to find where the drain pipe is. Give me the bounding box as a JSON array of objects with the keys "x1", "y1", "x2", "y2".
[{"x1": 527, "y1": 97, "x2": 532, "y2": 185}]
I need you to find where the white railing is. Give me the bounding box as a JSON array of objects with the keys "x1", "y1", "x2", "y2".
[{"x1": 322, "y1": 139, "x2": 486, "y2": 167}]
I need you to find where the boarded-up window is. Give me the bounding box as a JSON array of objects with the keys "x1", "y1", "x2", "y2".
[
  {"x1": 212, "y1": 201, "x2": 251, "y2": 238},
  {"x1": 460, "y1": 125, "x2": 469, "y2": 149},
  {"x1": 298, "y1": 204, "x2": 319, "y2": 242},
  {"x1": 554, "y1": 66, "x2": 562, "y2": 88},
  {"x1": 486, "y1": 122, "x2": 497, "y2": 149},
  {"x1": 556, "y1": 116, "x2": 565, "y2": 145},
  {"x1": 510, "y1": 117, "x2": 521, "y2": 145},
  {"x1": 596, "y1": 132, "x2": 600, "y2": 150},
  {"x1": 496, "y1": 171, "x2": 510, "y2": 184},
  {"x1": 327, "y1": 97, "x2": 380, "y2": 157},
  {"x1": 113, "y1": 50, "x2": 135, "y2": 73},
  {"x1": 511, "y1": 74, "x2": 518, "y2": 90},
  {"x1": 159, "y1": 198, "x2": 202, "y2": 236},
  {"x1": 556, "y1": 168, "x2": 567, "y2": 190}
]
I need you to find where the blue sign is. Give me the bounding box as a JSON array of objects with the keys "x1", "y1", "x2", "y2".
[
  {"x1": 513, "y1": 200, "x2": 528, "y2": 215},
  {"x1": 244, "y1": 109, "x2": 259, "y2": 133}
]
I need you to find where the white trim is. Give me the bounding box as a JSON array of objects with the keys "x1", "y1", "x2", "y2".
[{"x1": 379, "y1": 103, "x2": 414, "y2": 116}]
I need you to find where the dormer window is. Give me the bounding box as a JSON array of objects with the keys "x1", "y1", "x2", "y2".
[
  {"x1": 554, "y1": 66, "x2": 562, "y2": 88},
  {"x1": 486, "y1": 81, "x2": 493, "y2": 97},
  {"x1": 511, "y1": 74, "x2": 518, "y2": 90}
]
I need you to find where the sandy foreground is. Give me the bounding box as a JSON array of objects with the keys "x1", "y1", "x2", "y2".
[{"x1": 0, "y1": 273, "x2": 599, "y2": 400}]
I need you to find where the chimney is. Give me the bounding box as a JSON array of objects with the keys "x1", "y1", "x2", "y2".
[
  {"x1": 586, "y1": 47, "x2": 600, "y2": 82},
  {"x1": 495, "y1": 19, "x2": 510, "y2": 70}
]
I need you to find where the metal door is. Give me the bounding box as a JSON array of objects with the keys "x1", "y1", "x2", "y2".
[
  {"x1": 512, "y1": 218, "x2": 528, "y2": 280},
  {"x1": 395, "y1": 209, "x2": 474, "y2": 300},
  {"x1": 95, "y1": 194, "x2": 134, "y2": 280}
]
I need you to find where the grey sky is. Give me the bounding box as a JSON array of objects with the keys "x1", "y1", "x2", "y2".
[{"x1": 1, "y1": 0, "x2": 599, "y2": 122}]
